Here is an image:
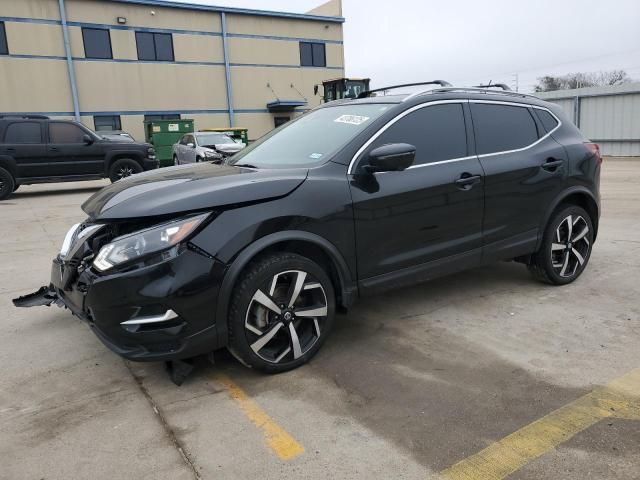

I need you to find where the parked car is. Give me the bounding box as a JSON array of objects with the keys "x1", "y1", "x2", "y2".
[
  {"x1": 100, "y1": 130, "x2": 136, "y2": 142},
  {"x1": 172, "y1": 132, "x2": 245, "y2": 165},
  {"x1": 14, "y1": 82, "x2": 601, "y2": 380},
  {"x1": 0, "y1": 116, "x2": 157, "y2": 199}
]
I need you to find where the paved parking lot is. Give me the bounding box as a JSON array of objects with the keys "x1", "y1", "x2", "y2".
[{"x1": 1, "y1": 159, "x2": 639, "y2": 480}]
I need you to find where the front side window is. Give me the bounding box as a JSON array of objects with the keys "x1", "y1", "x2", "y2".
[
  {"x1": 4, "y1": 122, "x2": 42, "y2": 144},
  {"x1": 49, "y1": 122, "x2": 87, "y2": 144},
  {"x1": 0, "y1": 22, "x2": 8, "y2": 55},
  {"x1": 470, "y1": 103, "x2": 539, "y2": 155},
  {"x1": 299, "y1": 42, "x2": 326, "y2": 67},
  {"x1": 94, "y1": 115, "x2": 121, "y2": 131},
  {"x1": 230, "y1": 104, "x2": 392, "y2": 168},
  {"x1": 136, "y1": 32, "x2": 174, "y2": 61},
  {"x1": 82, "y1": 27, "x2": 112, "y2": 59},
  {"x1": 367, "y1": 103, "x2": 467, "y2": 166}
]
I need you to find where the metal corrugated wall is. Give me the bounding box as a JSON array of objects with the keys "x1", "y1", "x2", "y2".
[{"x1": 537, "y1": 83, "x2": 640, "y2": 157}]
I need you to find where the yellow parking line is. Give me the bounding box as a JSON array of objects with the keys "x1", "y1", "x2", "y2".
[
  {"x1": 215, "y1": 373, "x2": 304, "y2": 461},
  {"x1": 440, "y1": 368, "x2": 640, "y2": 480}
]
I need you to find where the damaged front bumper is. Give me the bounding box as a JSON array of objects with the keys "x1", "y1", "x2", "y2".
[{"x1": 13, "y1": 251, "x2": 227, "y2": 362}]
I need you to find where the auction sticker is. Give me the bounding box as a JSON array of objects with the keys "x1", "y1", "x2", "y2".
[{"x1": 334, "y1": 115, "x2": 370, "y2": 125}]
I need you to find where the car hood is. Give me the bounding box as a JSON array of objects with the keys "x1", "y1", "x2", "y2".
[{"x1": 82, "y1": 163, "x2": 308, "y2": 220}]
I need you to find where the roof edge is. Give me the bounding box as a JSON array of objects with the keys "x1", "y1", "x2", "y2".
[{"x1": 110, "y1": 0, "x2": 345, "y2": 23}]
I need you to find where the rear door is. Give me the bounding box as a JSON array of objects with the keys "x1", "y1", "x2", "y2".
[
  {"x1": 469, "y1": 101, "x2": 567, "y2": 262},
  {"x1": 349, "y1": 101, "x2": 485, "y2": 290},
  {"x1": 1, "y1": 121, "x2": 48, "y2": 178},
  {"x1": 46, "y1": 122, "x2": 104, "y2": 175}
]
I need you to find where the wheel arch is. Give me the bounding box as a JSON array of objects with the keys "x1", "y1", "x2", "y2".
[
  {"x1": 537, "y1": 187, "x2": 600, "y2": 249},
  {"x1": 215, "y1": 231, "x2": 357, "y2": 347},
  {"x1": 0, "y1": 156, "x2": 17, "y2": 177}
]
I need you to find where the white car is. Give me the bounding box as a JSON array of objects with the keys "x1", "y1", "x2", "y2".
[{"x1": 172, "y1": 132, "x2": 245, "y2": 165}]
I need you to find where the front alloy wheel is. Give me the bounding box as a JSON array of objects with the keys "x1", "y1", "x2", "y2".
[{"x1": 228, "y1": 253, "x2": 335, "y2": 373}]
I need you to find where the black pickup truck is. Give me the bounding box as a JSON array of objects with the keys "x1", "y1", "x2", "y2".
[{"x1": 0, "y1": 116, "x2": 158, "y2": 200}]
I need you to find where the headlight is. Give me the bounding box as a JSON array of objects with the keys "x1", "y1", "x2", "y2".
[
  {"x1": 203, "y1": 150, "x2": 218, "y2": 158},
  {"x1": 92, "y1": 214, "x2": 208, "y2": 272},
  {"x1": 147, "y1": 147, "x2": 156, "y2": 159}
]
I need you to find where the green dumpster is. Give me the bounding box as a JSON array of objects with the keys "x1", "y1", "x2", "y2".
[{"x1": 144, "y1": 119, "x2": 194, "y2": 167}]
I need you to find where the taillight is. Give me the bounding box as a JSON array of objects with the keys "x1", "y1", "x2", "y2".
[{"x1": 585, "y1": 142, "x2": 602, "y2": 164}]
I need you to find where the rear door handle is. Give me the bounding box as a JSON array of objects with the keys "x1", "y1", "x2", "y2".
[
  {"x1": 455, "y1": 173, "x2": 482, "y2": 190},
  {"x1": 49, "y1": 147, "x2": 59, "y2": 152},
  {"x1": 541, "y1": 158, "x2": 564, "y2": 171}
]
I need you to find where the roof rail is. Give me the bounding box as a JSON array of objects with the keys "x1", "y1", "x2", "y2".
[
  {"x1": 411, "y1": 87, "x2": 540, "y2": 101},
  {"x1": 357, "y1": 80, "x2": 452, "y2": 99},
  {"x1": 0, "y1": 114, "x2": 50, "y2": 120},
  {"x1": 473, "y1": 83, "x2": 512, "y2": 91}
]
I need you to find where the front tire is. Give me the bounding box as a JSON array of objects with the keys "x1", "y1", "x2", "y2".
[
  {"x1": 173, "y1": 155, "x2": 179, "y2": 166},
  {"x1": 528, "y1": 205, "x2": 594, "y2": 285},
  {"x1": 0, "y1": 167, "x2": 16, "y2": 200},
  {"x1": 109, "y1": 158, "x2": 142, "y2": 183},
  {"x1": 228, "y1": 253, "x2": 336, "y2": 373}
]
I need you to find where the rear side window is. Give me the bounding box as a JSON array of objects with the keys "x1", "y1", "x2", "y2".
[
  {"x1": 49, "y1": 123, "x2": 86, "y2": 144},
  {"x1": 4, "y1": 122, "x2": 42, "y2": 144},
  {"x1": 534, "y1": 109, "x2": 560, "y2": 133},
  {"x1": 471, "y1": 103, "x2": 539, "y2": 155},
  {"x1": 369, "y1": 103, "x2": 467, "y2": 166}
]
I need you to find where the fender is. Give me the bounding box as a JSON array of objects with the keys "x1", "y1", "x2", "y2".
[
  {"x1": 214, "y1": 230, "x2": 357, "y2": 347},
  {"x1": 536, "y1": 186, "x2": 600, "y2": 250},
  {"x1": 0, "y1": 155, "x2": 17, "y2": 177}
]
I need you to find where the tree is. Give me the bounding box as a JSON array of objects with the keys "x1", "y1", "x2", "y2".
[{"x1": 534, "y1": 70, "x2": 631, "y2": 92}]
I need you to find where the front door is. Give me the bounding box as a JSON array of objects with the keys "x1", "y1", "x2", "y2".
[
  {"x1": 468, "y1": 101, "x2": 568, "y2": 262},
  {"x1": 1, "y1": 120, "x2": 49, "y2": 178},
  {"x1": 47, "y1": 122, "x2": 104, "y2": 175},
  {"x1": 349, "y1": 101, "x2": 484, "y2": 291}
]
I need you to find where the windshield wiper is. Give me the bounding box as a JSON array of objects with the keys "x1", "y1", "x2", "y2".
[{"x1": 233, "y1": 163, "x2": 259, "y2": 169}]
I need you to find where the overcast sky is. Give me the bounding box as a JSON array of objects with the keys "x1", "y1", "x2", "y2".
[{"x1": 174, "y1": 0, "x2": 640, "y2": 92}]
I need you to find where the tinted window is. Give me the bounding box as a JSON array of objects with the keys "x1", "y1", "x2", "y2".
[
  {"x1": 274, "y1": 116, "x2": 290, "y2": 128},
  {"x1": 471, "y1": 104, "x2": 539, "y2": 155},
  {"x1": 4, "y1": 122, "x2": 42, "y2": 144},
  {"x1": 136, "y1": 32, "x2": 173, "y2": 61},
  {"x1": 299, "y1": 42, "x2": 325, "y2": 67},
  {"x1": 82, "y1": 28, "x2": 112, "y2": 59},
  {"x1": 534, "y1": 109, "x2": 559, "y2": 133},
  {"x1": 0, "y1": 22, "x2": 7, "y2": 55},
  {"x1": 94, "y1": 115, "x2": 121, "y2": 131},
  {"x1": 369, "y1": 103, "x2": 467, "y2": 166},
  {"x1": 49, "y1": 123, "x2": 86, "y2": 144}
]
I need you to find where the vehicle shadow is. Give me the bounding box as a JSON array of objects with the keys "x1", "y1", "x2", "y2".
[{"x1": 12, "y1": 186, "x2": 105, "y2": 199}]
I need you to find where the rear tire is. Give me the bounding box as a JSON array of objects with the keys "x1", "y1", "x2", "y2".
[
  {"x1": 109, "y1": 158, "x2": 142, "y2": 183},
  {"x1": 173, "y1": 155, "x2": 178, "y2": 166},
  {"x1": 528, "y1": 205, "x2": 594, "y2": 285},
  {"x1": 0, "y1": 167, "x2": 15, "y2": 200},
  {"x1": 228, "y1": 253, "x2": 336, "y2": 373}
]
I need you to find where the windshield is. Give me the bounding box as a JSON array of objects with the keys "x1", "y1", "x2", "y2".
[
  {"x1": 196, "y1": 133, "x2": 235, "y2": 145},
  {"x1": 229, "y1": 104, "x2": 391, "y2": 168}
]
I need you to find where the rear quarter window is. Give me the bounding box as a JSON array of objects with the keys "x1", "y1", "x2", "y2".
[
  {"x1": 470, "y1": 103, "x2": 539, "y2": 155},
  {"x1": 534, "y1": 109, "x2": 560, "y2": 133}
]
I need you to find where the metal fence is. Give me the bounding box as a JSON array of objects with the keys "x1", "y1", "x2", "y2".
[{"x1": 537, "y1": 82, "x2": 640, "y2": 156}]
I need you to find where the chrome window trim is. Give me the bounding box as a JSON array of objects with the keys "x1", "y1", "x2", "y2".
[{"x1": 347, "y1": 99, "x2": 562, "y2": 174}]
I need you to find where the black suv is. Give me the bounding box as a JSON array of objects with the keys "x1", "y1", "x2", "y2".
[
  {"x1": 15, "y1": 83, "x2": 601, "y2": 380},
  {"x1": 0, "y1": 116, "x2": 158, "y2": 199}
]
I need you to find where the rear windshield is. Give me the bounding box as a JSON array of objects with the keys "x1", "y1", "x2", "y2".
[{"x1": 229, "y1": 104, "x2": 392, "y2": 168}]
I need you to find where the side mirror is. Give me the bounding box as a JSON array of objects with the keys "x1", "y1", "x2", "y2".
[
  {"x1": 82, "y1": 134, "x2": 94, "y2": 145},
  {"x1": 365, "y1": 143, "x2": 415, "y2": 173},
  {"x1": 187, "y1": 142, "x2": 195, "y2": 148}
]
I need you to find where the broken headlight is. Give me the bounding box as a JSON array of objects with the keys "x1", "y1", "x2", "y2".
[{"x1": 92, "y1": 214, "x2": 208, "y2": 272}]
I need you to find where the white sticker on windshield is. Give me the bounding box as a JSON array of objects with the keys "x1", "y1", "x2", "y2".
[
  {"x1": 334, "y1": 114, "x2": 370, "y2": 125},
  {"x1": 309, "y1": 153, "x2": 323, "y2": 159}
]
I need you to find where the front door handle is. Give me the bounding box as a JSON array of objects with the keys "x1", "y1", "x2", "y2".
[
  {"x1": 541, "y1": 158, "x2": 564, "y2": 171},
  {"x1": 455, "y1": 173, "x2": 482, "y2": 190}
]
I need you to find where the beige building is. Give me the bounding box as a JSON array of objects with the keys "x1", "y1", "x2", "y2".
[{"x1": 0, "y1": 0, "x2": 345, "y2": 140}]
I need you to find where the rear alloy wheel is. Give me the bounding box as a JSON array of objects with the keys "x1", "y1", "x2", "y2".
[
  {"x1": 528, "y1": 205, "x2": 594, "y2": 285},
  {"x1": 0, "y1": 167, "x2": 16, "y2": 201},
  {"x1": 109, "y1": 158, "x2": 142, "y2": 183},
  {"x1": 228, "y1": 253, "x2": 335, "y2": 373}
]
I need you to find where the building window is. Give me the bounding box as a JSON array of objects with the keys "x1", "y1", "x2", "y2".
[
  {"x1": 274, "y1": 116, "x2": 290, "y2": 128},
  {"x1": 0, "y1": 22, "x2": 8, "y2": 55},
  {"x1": 82, "y1": 27, "x2": 112, "y2": 59},
  {"x1": 136, "y1": 32, "x2": 174, "y2": 61},
  {"x1": 144, "y1": 114, "x2": 181, "y2": 121},
  {"x1": 94, "y1": 115, "x2": 121, "y2": 131},
  {"x1": 299, "y1": 42, "x2": 326, "y2": 67}
]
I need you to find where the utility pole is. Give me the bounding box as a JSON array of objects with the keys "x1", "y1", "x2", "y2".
[{"x1": 512, "y1": 73, "x2": 519, "y2": 92}]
